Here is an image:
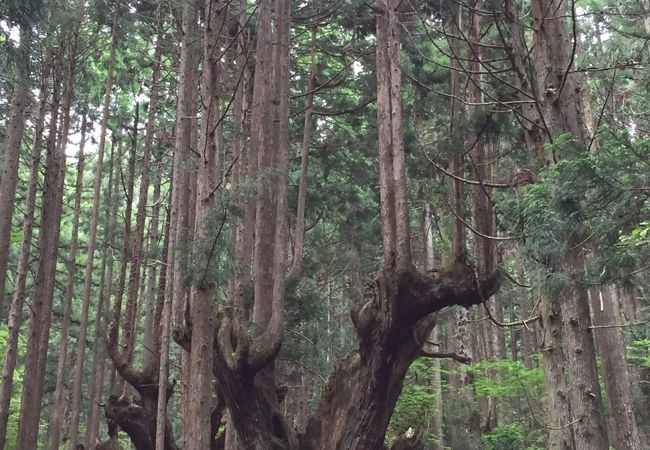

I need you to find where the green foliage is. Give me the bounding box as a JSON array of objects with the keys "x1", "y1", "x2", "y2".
[
  {"x1": 386, "y1": 358, "x2": 438, "y2": 444},
  {"x1": 481, "y1": 423, "x2": 542, "y2": 450},
  {"x1": 628, "y1": 339, "x2": 650, "y2": 369},
  {"x1": 468, "y1": 358, "x2": 544, "y2": 400},
  {"x1": 0, "y1": 327, "x2": 25, "y2": 449}
]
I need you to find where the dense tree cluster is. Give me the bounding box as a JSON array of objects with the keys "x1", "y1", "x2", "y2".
[{"x1": 0, "y1": 0, "x2": 649, "y2": 449}]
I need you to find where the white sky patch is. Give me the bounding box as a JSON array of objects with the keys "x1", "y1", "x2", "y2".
[
  {"x1": 65, "y1": 119, "x2": 105, "y2": 159},
  {"x1": 352, "y1": 61, "x2": 363, "y2": 76},
  {"x1": 0, "y1": 20, "x2": 20, "y2": 44}
]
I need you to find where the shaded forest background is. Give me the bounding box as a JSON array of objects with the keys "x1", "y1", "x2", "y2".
[{"x1": 0, "y1": 0, "x2": 649, "y2": 448}]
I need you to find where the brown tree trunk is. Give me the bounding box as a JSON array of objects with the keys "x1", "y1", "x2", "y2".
[
  {"x1": 449, "y1": 3, "x2": 466, "y2": 263},
  {"x1": 184, "y1": 0, "x2": 226, "y2": 447},
  {"x1": 108, "y1": 106, "x2": 139, "y2": 395},
  {"x1": 289, "y1": 26, "x2": 317, "y2": 279},
  {"x1": 123, "y1": 12, "x2": 164, "y2": 367},
  {"x1": 170, "y1": 0, "x2": 199, "y2": 348},
  {"x1": 422, "y1": 204, "x2": 443, "y2": 450},
  {"x1": 16, "y1": 49, "x2": 65, "y2": 450},
  {"x1": 0, "y1": 25, "x2": 30, "y2": 312},
  {"x1": 540, "y1": 288, "x2": 575, "y2": 450},
  {"x1": 0, "y1": 46, "x2": 49, "y2": 449},
  {"x1": 85, "y1": 136, "x2": 118, "y2": 449},
  {"x1": 558, "y1": 253, "x2": 607, "y2": 450},
  {"x1": 592, "y1": 285, "x2": 642, "y2": 450},
  {"x1": 68, "y1": 18, "x2": 118, "y2": 448},
  {"x1": 159, "y1": 1, "x2": 200, "y2": 447},
  {"x1": 49, "y1": 114, "x2": 86, "y2": 450}
]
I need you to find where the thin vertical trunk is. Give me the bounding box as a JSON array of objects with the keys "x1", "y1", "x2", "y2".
[
  {"x1": 16, "y1": 48, "x2": 64, "y2": 450},
  {"x1": 422, "y1": 204, "x2": 443, "y2": 450},
  {"x1": 0, "y1": 46, "x2": 49, "y2": 449},
  {"x1": 592, "y1": 285, "x2": 642, "y2": 450},
  {"x1": 289, "y1": 26, "x2": 317, "y2": 279},
  {"x1": 0, "y1": 25, "x2": 31, "y2": 312},
  {"x1": 124, "y1": 12, "x2": 164, "y2": 365},
  {"x1": 142, "y1": 150, "x2": 163, "y2": 373},
  {"x1": 519, "y1": 266, "x2": 534, "y2": 369},
  {"x1": 85, "y1": 138, "x2": 118, "y2": 449},
  {"x1": 68, "y1": 17, "x2": 118, "y2": 448},
  {"x1": 109, "y1": 107, "x2": 139, "y2": 391},
  {"x1": 154, "y1": 211, "x2": 171, "y2": 450},
  {"x1": 449, "y1": 4, "x2": 466, "y2": 262},
  {"x1": 49, "y1": 114, "x2": 87, "y2": 450}
]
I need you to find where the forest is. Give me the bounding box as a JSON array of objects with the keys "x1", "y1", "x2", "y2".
[{"x1": 0, "y1": 0, "x2": 649, "y2": 448}]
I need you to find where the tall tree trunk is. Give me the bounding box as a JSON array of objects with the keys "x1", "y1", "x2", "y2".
[
  {"x1": 68, "y1": 17, "x2": 118, "y2": 448},
  {"x1": 0, "y1": 46, "x2": 49, "y2": 449},
  {"x1": 592, "y1": 285, "x2": 642, "y2": 450},
  {"x1": 85, "y1": 137, "x2": 118, "y2": 449},
  {"x1": 530, "y1": 0, "x2": 608, "y2": 447},
  {"x1": 185, "y1": 0, "x2": 226, "y2": 447},
  {"x1": 16, "y1": 48, "x2": 65, "y2": 450},
  {"x1": 0, "y1": 25, "x2": 31, "y2": 312},
  {"x1": 108, "y1": 106, "x2": 139, "y2": 395},
  {"x1": 422, "y1": 204, "x2": 443, "y2": 450},
  {"x1": 49, "y1": 114, "x2": 87, "y2": 450},
  {"x1": 159, "y1": 0, "x2": 199, "y2": 446},
  {"x1": 448, "y1": 3, "x2": 466, "y2": 263},
  {"x1": 557, "y1": 253, "x2": 607, "y2": 450},
  {"x1": 123, "y1": 11, "x2": 163, "y2": 366},
  {"x1": 289, "y1": 26, "x2": 317, "y2": 279}
]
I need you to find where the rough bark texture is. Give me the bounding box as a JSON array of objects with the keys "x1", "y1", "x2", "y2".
[
  {"x1": 0, "y1": 46, "x2": 48, "y2": 449},
  {"x1": 0, "y1": 25, "x2": 30, "y2": 313},
  {"x1": 300, "y1": 265, "x2": 499, "y2": 449},
  {"x1": 50, "y1": 114, "x2": 86, "y2": 450},
  {"x1": 592, "y1": 286, "x2": 642, "y2": 450},
  {"x1": 558, "y1": 253, "x2": 607, "y2": 450},
  {"x1": 539, "y1": 287, "x2": 575, "y2": 450},
  {"x1": 16, "y1": 51, "x2": 64, "y2": 450},
  {"x1": 86, "y1": 139, "x2": 118, "y2": 449},
  {"x1": 123, "y1": 12, "x2": 163, "y2": 365},
  {"x1": 69, "y1": 18, "x2": 118, "y2": 447}
]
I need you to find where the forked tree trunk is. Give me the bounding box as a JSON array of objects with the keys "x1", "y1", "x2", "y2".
[{"x1": 300, "y1": 266, "x2": 499, "y2": 449}]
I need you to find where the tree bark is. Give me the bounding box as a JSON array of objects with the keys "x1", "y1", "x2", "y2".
[
  {"x1": 123, "y1": 11, "x2": 164, "y2": 366},
  {"x1": 68, "y1": 17, "x2": 118, "y2": 448},
  {"x1": 300, "y1": 266, "x2": 499, "y2": 449},
  {"x1": 0, "y1": 44, "x2": 49, "y2": 449},
  {"x1": 592, "y1": 285, "x2": 642, "y2": 450},
  {"x1": 0, "y1": 25, "x2": 31, "y2": 313},
  {"x1": 85, "y1": 136, "x2": 118, "y2": 449},
  {"x1": 16, "y1": 49, "x2": 65, "y2": 450},
  {"x1": 49, "y1": 114, "x2": 86, "y2": 450},
  {"x1": 289, "y1": 26, "x2": 317, "y2": 279}
]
